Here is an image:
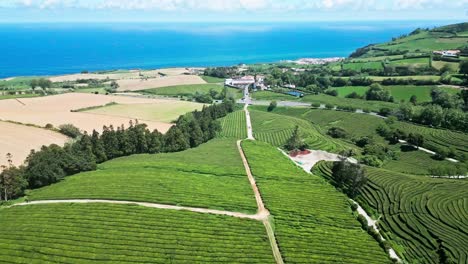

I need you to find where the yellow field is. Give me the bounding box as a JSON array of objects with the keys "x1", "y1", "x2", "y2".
[
  {"x1": 0, "y1": 121, "x2": 68, "y2": 167},
  {"x1": 0, "y1": 93, "x2": 185, "y2": 133}
]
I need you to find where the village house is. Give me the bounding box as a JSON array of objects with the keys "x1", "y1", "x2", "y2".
[{"x1": 433, "y1": 50, "x2": 461, "y2": 58}]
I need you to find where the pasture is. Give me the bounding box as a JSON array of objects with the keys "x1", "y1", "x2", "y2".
[
  {"x1": 29, "y1": 139, "x2": 258, "y2": 213},
  {"x1": 0, "y1": 93, "x2": 180, "y2": 133},
  {"x1": 0, "y1": 121, "x2": 69, "y2": 167},
  {"x1": 201, "y1": 76, "x2": 225, "y2": 83},
  {"x1": 116, "y1": 75, "x2": 206, "y2": 92},
  {"x1": 242, "y1": 141, "x2": 390, "y2": 263},
  {"x1": 84, "y1": 101, "x2": 204, "y2": 123},
  {"x1": 332, "y1": 85, "x2": 459, "y2": 103},
  {"x1": 0, "y1": 203, "x2": 275, "y2": 263},
  {"x1": 314, "y1": 162, "x2": 468, "y2": 264},
  {"x1": 142, "y1": 84, "x2": 223, "y2": 96}
]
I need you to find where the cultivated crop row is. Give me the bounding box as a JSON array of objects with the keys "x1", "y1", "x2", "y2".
[
  {"x1": 219, "y1": 110, "x2": 247, "y2": 139},
  {"x1": 242, "y1": 141, "x2": 389, "y2": 263},
  {"x1": 29, "y1": 139, "x2": 258, "y2": 214},
  {"x1": 314, "y1": 162, "x2": 468, "y2": 264},
  {"x1": 0, "y1": 203, "x2": 276, "y2": 263}
]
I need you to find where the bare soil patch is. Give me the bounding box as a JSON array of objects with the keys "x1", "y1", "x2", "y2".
[
  {"x1": 0, "y1": 121, "x2": 68, "y2": 167},
  {"x1": 0, "y1": 93, "x2": 175, "y2": 133}
]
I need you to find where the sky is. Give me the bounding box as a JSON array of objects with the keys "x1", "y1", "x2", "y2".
[{"x1": 0, "y1": 0, "x2": 467, "y2": 22}]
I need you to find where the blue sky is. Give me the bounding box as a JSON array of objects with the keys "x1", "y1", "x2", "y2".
[{"x1": 1, "y1": 0, "x2": 467, "y2": 22}]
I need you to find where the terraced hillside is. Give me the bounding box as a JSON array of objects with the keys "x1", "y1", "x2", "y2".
[
  {"x1": 29, "y1": 139, "x2": 258, "y2": 213},
  {"x1": 314, "y1": 162, "x2": 468, "y2": 264},
  {"x1": 219, "y1": 110, "x2": 247, "y2": 139},
  {"x1": 0, "y1": 203, "x2": 275, "y2": 263},
  {"x1": 242, "y1": 140, "x2": 390, "y2": 264},
  {"x1": 266, "y1": 107, "x2": 468, "y2": 160},
  {"x1": 249, "y1": 109, "x2": 351, "y2": 152}
]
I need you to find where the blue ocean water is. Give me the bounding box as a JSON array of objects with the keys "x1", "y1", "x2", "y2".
[{"x1": 0, "y1": 21, "x2": 457, "y2": 78}]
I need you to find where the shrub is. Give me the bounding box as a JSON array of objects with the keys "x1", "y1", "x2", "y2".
[
  {"x1": 44, "y1": 123, "x2": 54, "y2": 130},
  {"x1": 355, "y1": 136, "x2": 374, "y2": 148},
  {"x1": 58, "y1": 124, "x2": 82, "y2": 138},
  {"x1": 379, "y1": 107, "x2": 392, "y2": 117},
  {"x1": 362, "y1": 108, "x2": 371, "y2": 113},
  {"x1": 267, "y1": 101, "x2": 277, "y2": 112},
  {"x1": 351, "y1": 203, "x2": 358, "y2": 211},
  {"x1": 433, "y1": 147, "x2": 449, "y2": 160},
  {"x1": 325, "y1": 103, "x2": 334, "y2": 109},
  {"x1": 327, "y1": 127, "x2": 348, "y2": 138},
  {"x1": 360, "y1": 155, "x2": 384, "y2": 167},
  {"x1": 311, "y1": 102, "x2": 321, "y2": 108},
  {"x1": 325, "y1": 90, "x2": 338, "y2": 97}
]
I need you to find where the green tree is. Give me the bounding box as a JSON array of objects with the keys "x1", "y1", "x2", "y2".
[
  {"x1": 331, "y1": 160, "x2": 367, "y2": 198},
  {"x1": 0, "y1": 154, "x2": 27, "y2": 201},
  {"x1": 91, "y1": 130, "x2": 107, "y2": 163},
  {"x1": 188, "y1": 120, "x2": 204, "y2": 148},
  {"x1": 407, "y1": 133, "x2": 424, "y2": 149},
  {"x1": 409, "y1": 95, "x2": 418, "y2": 105},
  {"x1": 285, "y1": 125, "x2": 306, "y2": 151},
  {"x1": 459, "y1": 60, "x2": 468, "y2": 79},
  {"x1": 164, "y1": 127, "x2": 190, "y2": 152},
  {"x1": 267, "y1": 101, "x2": 277, "y2": 112}
]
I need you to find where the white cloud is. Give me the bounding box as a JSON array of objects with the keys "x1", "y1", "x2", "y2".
[{"x1": 1, "y1": 0, "x2": 467, "y2": 12}]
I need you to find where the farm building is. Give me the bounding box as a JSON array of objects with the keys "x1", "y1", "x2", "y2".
[{"x1": 433, "y1": 50, "x2": 461, "y2": 57}]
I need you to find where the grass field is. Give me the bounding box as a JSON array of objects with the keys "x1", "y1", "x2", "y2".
[
  {"x1": 314, "y1": 162, "x2": 468, "y2": 264},
  {"x1": 389, "y1": 57, "x2": 430, "y2": 67},
  {"x1": 142, "y1": 84, "x2": 223, "y2": 96},
  {"x1": 201, "y1": 76, "x2": 225, "y2": 83},
  {"x1": 343, "y1": 61, "x2": 383, "y2": 71},
  {"x1": 0, "y1": 203, "x2": 275, "y2": 263},
  {"x1": 117, "y1": 75, "x2": 206, "y2": 92},
  {"x1": 242, "y1": 141, "x2": 390, "y2": 263},
  {"x1": 75, "y1": 87, "x2": 108, "y2": 94},
  {"x1": 84, "y1": 101, "x2": 204, "y2": 123},
  {"x1": 28, "y1": 139, "x2": 258, "y2": 213},
  {"x1": 332, "y1": 85, "x2": 460, "y2": 103},
  {"x1": 219, "y1": 110, "x2": 247, "y2": 139},
  {"x1": 251, "y1": 91, "x2": 398, "y2": 112},
  {"x1": 249, "y1": 108, "x2": 351, "y2": 152}
]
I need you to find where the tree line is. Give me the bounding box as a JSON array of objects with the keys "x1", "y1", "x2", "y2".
[{"x1": 0, "y1": 100, "x2": 235, "y2": 202}]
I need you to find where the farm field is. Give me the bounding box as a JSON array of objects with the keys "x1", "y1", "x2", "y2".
[
  {"x1": 249, "y1": 108, "x2": 350, "y2": 152},
  {"x1": 0, "y1": 121, "x2": 69, "y2": 167},
  {"x1": 116, "y1": 75, "x2": 206, "y2": 92},
  {"x1": 84, "y1": 101, "x2": 204, "y2": 123},
  {"x1": 314, "y1": 162, "x2": 468, "y2": 264},
  {"x1": 332, "y1": 85, "x2": 459, "y2": 103},
  {"x1": 29, "y1": 139, "x2": 258, "y2": 213},
  {"x1": 0, "y1": 203, "x2": 275, "y2": 263},
  {"x1": 250, "y1": 91, "x2": 398, "y2": 112},
  {"x1": 242, "y1": 140, "x2": 390, "y2": 263},
  {"x1": 259, "y1": 107, "x2": 468, "y2": 160},
  {"x1": 219, "y1": 110, "x2": 247, "y2": 139},
  {"x1": 389, "y1": 57, "x2": 429, "y2": 67},
  {"x1": 0, "y1": 93, "x2": 41, "y2": 100},
  {"x1": 0, "y1": 93, "x2": 181, "y2": 133},
  {"x1": 201, "y1": 76, "x2": 225, "y2": 83},
  {"x1": 142, "y1": 83, "x2": 242, "y2": 99},
  {"x1": 342, "y1": 61, "x2": 383, "y2": 71}
]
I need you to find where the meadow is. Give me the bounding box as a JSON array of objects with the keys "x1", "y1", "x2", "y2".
[
  {"x1": 250, "y1": 91, "x2": 398, "y2": 112},
  {"x1": 242, "y1": 141, "x2": 390, "y2": 263},
  {"x1": 117, "y1": 75, "x2": 206, "y2": 92},
  {"x1": 84, "y1": 101, "x2": 204, "y2": 123},
  {"x1": 314, "y1": 162, "x2": 468, "y2": 264},
  {"x1": 142, "y1": 84, "x2": 223, "y2": 97},
  {"x1": 331, "y1": 85, "x2": 459, "y2": 103},
  {"x1": 0, "y1": 203, "x2": 275, "y2": 263},
  {"x1": 28, "y1": 139, "x2": 258, "y2": 214},
  {"x1": 201, "y1": 76, "x2": 225, "y2": 83}
]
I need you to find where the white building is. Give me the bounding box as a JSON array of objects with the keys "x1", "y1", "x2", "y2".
[{"x1": 225, "y1": 76, "x2": 255, "y2": 87}]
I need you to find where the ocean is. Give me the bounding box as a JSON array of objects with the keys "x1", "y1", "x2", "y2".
[{"x1": 0, "y1": 21, "x2": 458, "y2": 78}]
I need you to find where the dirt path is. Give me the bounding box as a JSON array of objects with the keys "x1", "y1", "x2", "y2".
[
  {"x1": 399, "y1": 140, "x2": 459, "y2": 163},
  {"x1": 237, "y1": 140, "x2": 284, "y2": 264},
  {"x1": 281, "y1": 149, "x2": 401, "y2": 263},
  {"x1": 12, "y1": 199, "x2": 268, "y2": 221}
]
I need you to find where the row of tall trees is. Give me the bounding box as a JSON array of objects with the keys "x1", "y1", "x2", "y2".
[{"x1": 0, "y1": 100, "x2": 235, "y2": 201}]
